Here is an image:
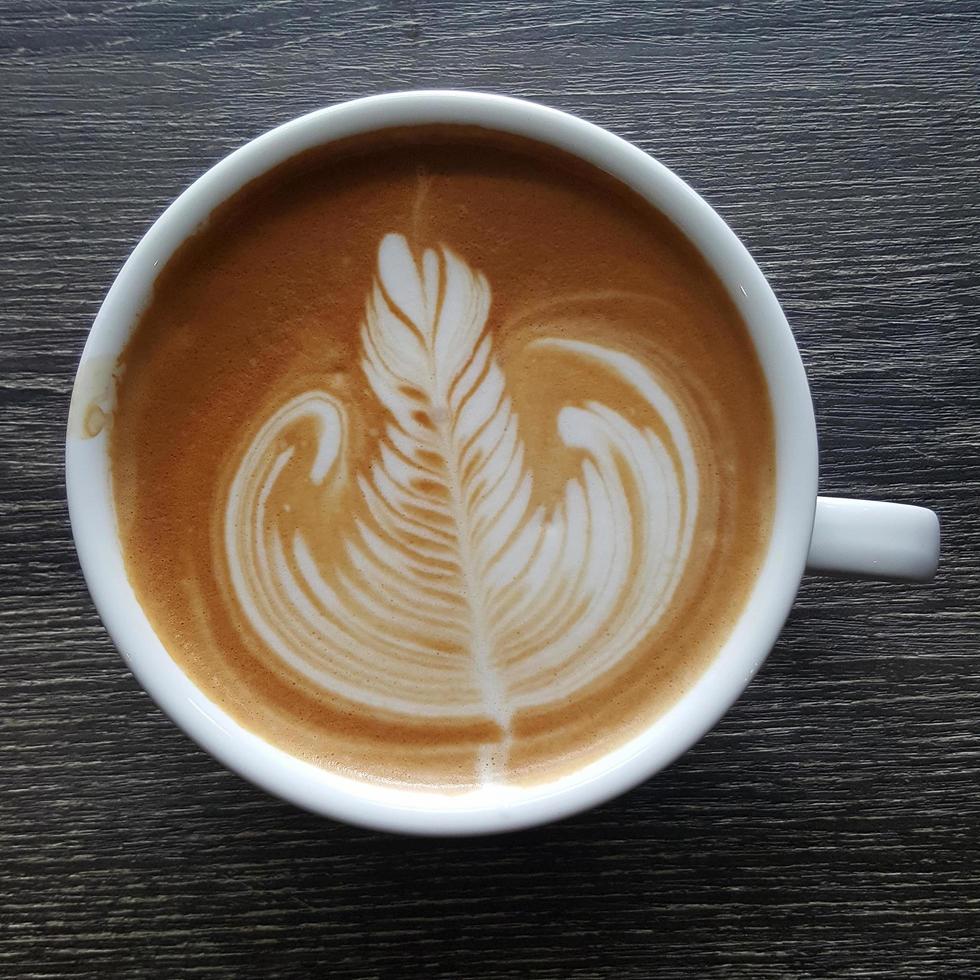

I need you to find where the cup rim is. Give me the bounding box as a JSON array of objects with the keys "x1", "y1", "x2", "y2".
[{"x1": 66, "y1": 90, "x2": 818, "y2": 835}]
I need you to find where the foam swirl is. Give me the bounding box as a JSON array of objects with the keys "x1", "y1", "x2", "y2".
[{"x1": 224, "y1": 234, "x2": 698, "y2": 769}]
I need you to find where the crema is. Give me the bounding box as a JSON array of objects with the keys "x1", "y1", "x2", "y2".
[{"x1": 110, "y1": 127, "x2": 775, "y2": 788}]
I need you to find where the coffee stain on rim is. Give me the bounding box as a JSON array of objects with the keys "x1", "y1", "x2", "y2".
[{"x1": 69, "y1": 354, "x2": 122, "y2": 440}]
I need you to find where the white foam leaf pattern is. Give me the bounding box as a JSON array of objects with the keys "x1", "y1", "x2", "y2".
[{"x1": 225, "y1": 233, "x2": 698, "y2": 752}]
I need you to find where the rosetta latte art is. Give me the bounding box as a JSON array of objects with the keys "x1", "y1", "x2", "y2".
[{"x1": 224, "y1": 234, "x2": 698, "y2": 773}]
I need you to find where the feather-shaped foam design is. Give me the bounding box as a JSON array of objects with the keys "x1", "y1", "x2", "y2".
[{"x1": 225, "y1": 234, "x2": 698, "y2": 735}]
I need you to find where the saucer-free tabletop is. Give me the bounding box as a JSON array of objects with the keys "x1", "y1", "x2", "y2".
[{"x1": 2, "y1": 2, "x2": 978, "y2": 978}]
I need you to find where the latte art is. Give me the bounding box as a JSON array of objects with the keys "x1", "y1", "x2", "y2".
[
  {"x1": 224, "y1": 235, "x2": 697, "y2": 773},
  {"x1": 110, "y1": 128, "x2": 774, "y2": 787}
]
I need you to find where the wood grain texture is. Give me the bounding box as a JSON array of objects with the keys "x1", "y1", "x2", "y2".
[{"x1": 1, "y1": 1, "x2": 978, "y2": 977}]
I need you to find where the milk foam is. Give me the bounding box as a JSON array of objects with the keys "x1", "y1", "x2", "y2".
[{"x1": 223, "y1": 234, "x2": 698, "y2": 773}]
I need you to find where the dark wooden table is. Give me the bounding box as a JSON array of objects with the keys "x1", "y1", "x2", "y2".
[{"x1": 3, "y1": 2, "x2": 978, "y2": 977}]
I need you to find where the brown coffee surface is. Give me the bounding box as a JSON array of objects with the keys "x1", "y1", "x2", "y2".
[{"x1": 110, "y1": 127, "x2": 775, "y2": 789}]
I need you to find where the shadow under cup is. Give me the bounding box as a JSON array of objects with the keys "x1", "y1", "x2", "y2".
[{"x1": 66, "y1": 92, "x2": 819, "y2": 835}]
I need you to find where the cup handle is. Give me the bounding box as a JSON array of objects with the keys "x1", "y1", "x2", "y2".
[{"x1": 806, "y1": 497, "x2": 940, "y2": 582}]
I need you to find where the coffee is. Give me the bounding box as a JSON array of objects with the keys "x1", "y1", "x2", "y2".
[{"x1": 110, "y1": 126, "x2": 775, "y2": 789}]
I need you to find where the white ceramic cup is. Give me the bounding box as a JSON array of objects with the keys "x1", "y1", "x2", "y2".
[{"x1": 66, "y1": 91, "x2": 940, "y2": 835}]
